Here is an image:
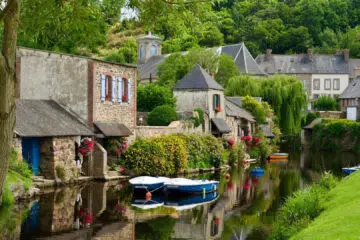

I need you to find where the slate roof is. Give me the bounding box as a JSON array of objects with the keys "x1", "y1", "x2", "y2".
[
  {"x1": 220, "y1": 43, "x2": 267, "y2": 75},
  {"x1": 94, "y1": 122, "x2": 133, "y2": 137},
  {"x1": 138, "y1": 42, "x2": 266, "y2": 81},
  {"x1": 173, "y1": 64, "x2": 224, "y2": 91},
  {"x1": 226, "y1": 96, "x2": 262, "y2": 108},
  {"x1": 340, "y1": 76, "x2": 360, "y2": 99},
  {"x1": 211, "y1": 118, "x2": 231, "y2": 133},
  {"x1": 225, "y1": 98, "x2": 256, "y2": 122},
  {"x1": 137, "y1": 32, "x2": 162, "y2": 41},
  {"x1": 15, "y1": 100, "x2": 94, "y2": 137},
  {"x1": 256, "y1": 53, "x2": 350, "y2": 74}
]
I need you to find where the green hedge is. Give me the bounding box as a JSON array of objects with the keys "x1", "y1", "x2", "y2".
[
  {"x1": 148, "y1": 105, "x2": 178, "y2": 126},
  {"x1": 312, "y1": 119, "x2": 360, "y2": 151},
  {"x1": 124, "y1": 134, "x2": 223, "y2": 175}
]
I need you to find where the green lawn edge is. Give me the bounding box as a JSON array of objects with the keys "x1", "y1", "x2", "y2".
[{"x1": 292, "y1": 171, "x2": 360, "y2": 240}]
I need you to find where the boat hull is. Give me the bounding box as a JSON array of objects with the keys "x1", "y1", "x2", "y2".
[
  {"x1": 131, "y1": 182, "x2": 165, "y2": 191},
  {"x1": 165, "y1": 182, "x2": 219, "y2": 193},
  {"x1": 269, "y1": 153, "x2": 288, "y2": 159},
  {"x1": 342, "y1": 168, "x2": 358, "y2": 175}
]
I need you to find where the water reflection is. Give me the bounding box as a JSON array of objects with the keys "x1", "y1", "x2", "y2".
[{"x1": 6, "y1": 150, "x2": 360, "y2": 240}]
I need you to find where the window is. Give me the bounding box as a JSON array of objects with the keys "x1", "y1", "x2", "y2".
[
  {"x1": 150, "y1": 44, "x2": 157, "y2": 56},
  {"x1": 122, "y1": 78, "x2": 129, "y2": 102},
  {"x1": 213, "y1": 94, "x2": 221, "y2": 111},
  {"x1": 140, "y1": 45, "x2": 145, "y2": 60},
  {"x1": 105, "y1": 76, "x2": 112, "y2": 101},
  {"x1": 333, "y1": 79, "x2": 340, "y2": 90},
  {"x1": 313, "y1": 79, "x2": 320, "y2": 90},
  {"x1": 324, "y1": 79, "x2": 331, "y2": 90}
]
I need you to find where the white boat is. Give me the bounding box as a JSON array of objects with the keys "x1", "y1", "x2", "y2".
[
  {"x1": 165, "y1": 178, "x2": 219, "y2": 193},
  {"x1": 131, "y1": 198, "x2": 164, "y2": 210},
  {"x1": 129, "y1": 176, "x2": 170, "y2": 191}
]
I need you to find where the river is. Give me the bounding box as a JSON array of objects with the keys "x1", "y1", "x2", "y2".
[{"x1": 2, "y1": 149, "x2": 360, "y2": 240}]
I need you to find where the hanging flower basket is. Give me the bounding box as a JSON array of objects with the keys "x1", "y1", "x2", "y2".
[
  {"x1": 215, "y1": 106, "x2": 222, "y2": 113},
  {"x1": 79, "y1": 138, "x2": 94, "y2": 156}
]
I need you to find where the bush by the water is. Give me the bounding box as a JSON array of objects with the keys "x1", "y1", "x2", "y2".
[
  {"x1": 312, "y1": 119, "x2": 360, "y2": 151},
  {"x1": 313, "y1": 96, "x2": 338, "y2": 111},
  {"x1": 147, "y1": 105, "x2": 178, "y2": 126},
  {"x1": 304, "y1": 111, "x2": 320, "y2": 126},
  {"x1": 124, "y1": 134, "x2": 223, "y2": 175},
  {"x1": 270, "y1": 173, "x2": 338, "y2": 239}
]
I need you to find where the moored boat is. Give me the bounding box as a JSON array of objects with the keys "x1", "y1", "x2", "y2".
[
  {"x1": 165, "y1": 192, "x2": 219, "y2": 211},
  {"x1": 250, "y1": 168, "x2": 265, "y2": 177},
  {"x1": 342, "y1": 166, "x2": 360, "y2": 175},
  {"x1": 165, "y1": 178, "x2": 219, "y2": 194},
  {"x1": 129, "y1": 176, "x2": 170, "y2": 192},
  {"x1": 268, "y1": 153, "x2": 289, "y2": 159}
]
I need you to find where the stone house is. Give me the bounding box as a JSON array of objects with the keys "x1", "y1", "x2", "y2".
[
  {"x1": 255, "y1": 49, "x2": 353, "y2": 108},
  {"x1": 137, "y1": 33, "x2": 266, "y2": 84},
  {"x1": 14, "y1": 100, "x2": 94, "y2": 180},
  {"x1": 15, "y1": 47, "x2": 138, "y2": 178},
  {"x1": 339, "y1": 76, "x2": 360, "y2": 111},
  {"x1": 173, "y1": 64, "x2": 256, "y2": 139}
]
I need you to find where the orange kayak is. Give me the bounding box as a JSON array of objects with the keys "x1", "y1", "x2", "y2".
[{"x1": 268, "y1": 153, "x2": 288, "y2": 159}]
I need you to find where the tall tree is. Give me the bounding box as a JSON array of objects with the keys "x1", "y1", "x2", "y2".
[{"x1": 0, "y1": 0, "x2": 20, "y2": 204}]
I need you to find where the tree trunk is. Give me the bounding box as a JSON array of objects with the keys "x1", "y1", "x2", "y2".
[{"x1": 0, "y1": 0, "x2": 20, "y2": 204}]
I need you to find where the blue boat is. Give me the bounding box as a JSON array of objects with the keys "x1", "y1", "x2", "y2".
[
  {"x1": 165, "y1": 178, "x2": 219, "y2": 194},
  {"x1": 342, "y1": 166, "x2": 360, "y2": 175},
  {"x1": 129, "y1": 176, "x2": 170, "y2": 192},
  {"x1": 131, "y1": 196, "x2": 165, "y2": 210},
  {"x1": 250, "y1": 168, "x2": 265, "y2": 177},
  {"x1": 165, "y1": 192, "x2": 219, "y2": 211}
]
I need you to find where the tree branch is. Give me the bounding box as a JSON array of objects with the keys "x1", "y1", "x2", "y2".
[{"x1": 0, "y1": 0, "x2": 17, "y2": 22}]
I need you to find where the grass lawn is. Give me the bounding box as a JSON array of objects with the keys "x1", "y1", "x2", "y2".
[{"x1": 292, "y1": 171, "x2": 360, "y2": 240}]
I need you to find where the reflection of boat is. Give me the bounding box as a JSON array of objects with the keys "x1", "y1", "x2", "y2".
[
  {"x1": 129, "y1": 176, "x2": 170, "y2": 191},
  {"x1": 342, "y1": 166, "x2": 360, "y2": 175},
  {"x1": 131, "y1": 196, "x2": 165, "y2": 210},
  {"x1": 165, "y1": 178, "x2": 219, "y2": 193},
  {"x1": 165, "y1": 192, "x2": 219, "y2": 211},
  {"x1": 250, "y1": 168, "x2": 265, "y2": 177},
  {"x1": 268, "y1": 153, "x2": 288, "y2": 159},
  {"x1": 244, "y1": 159, "x2": 257, "y2": 163},
  {"x1": 268, "y1": 159, "x2": 288, "y2": 164}
]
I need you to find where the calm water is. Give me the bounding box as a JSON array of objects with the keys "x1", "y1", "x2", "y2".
[{"x1": 2, "y1": 149, "x2": 360, "y2": 240}]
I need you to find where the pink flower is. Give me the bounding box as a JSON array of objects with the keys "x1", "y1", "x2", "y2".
[{"x1": 227, "y1": 138, "x2": 235, "y2": 146}]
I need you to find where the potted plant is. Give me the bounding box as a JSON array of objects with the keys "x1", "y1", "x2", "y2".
[{"x1": 215, "y1": 106, "x2": 222, "y2": 113}]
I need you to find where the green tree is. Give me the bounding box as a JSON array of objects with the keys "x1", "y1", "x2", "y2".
[
  {"x1": 339, "y1": 26, "x2": 360, "y2": 58},
  {"x1": 313, "y1": 96, "x2": 338, "y2": 111},
  {"x1": 137, "y1": 84, "x2": 176, "y2": 112},
  {"x1": 157, "y1": 53, "x2": 190, "y2": 87},
  {"x1": 215, "y1": 54, "x2": 239, "y2": 87},
  {"x1": 148, "y1": 105, "x2": 178, "y2": 126},
  {"x1": 225, "y1": 75, "x2": 260, "y2": 96},
  {"x1": 241, "y1": 96, "x2": 266, "y2": 124}
]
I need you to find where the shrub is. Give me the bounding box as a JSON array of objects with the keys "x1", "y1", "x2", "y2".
[
  {"x1": 304, "y1": 111, "x2": 320, "y2": 126},
  {"x1": 192, "y1": 108, "x2": 205, "y2": 128},
  {"x1": 137, "y1": 84, "x2": 176, "y2": 112},
  {"x1": 148, "y1": 105, "x2": 178, "y2": 126},
  {"x1": 9, "y1": 149, "x2": 32, "y2": 179},
  {"x1": 241, "y1": 96, "x2": 266, "y2": 124},
  {"x1": 313, "y1": 96, "x2": 338, "y2": 111},
  {"x1": 124, "y1": 136, "x2": 188, "y2": 176},
  {"x1": 228, "y1": 141, "x2": 246, "y2": 166}
]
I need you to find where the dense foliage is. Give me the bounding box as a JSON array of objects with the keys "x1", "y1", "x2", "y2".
[
  {"x1": 137, "y1": 84, "x2": 176, "y2": 112},
  {"x1": 312, "y1": 119, "x2": 360, "y2": 151},
  {"x1": 147, "y1": 105, "x2": 178, "y2": 126},
  {"x1": 241, "y1": 96, "x2": 266, "y2": 124},
  {"x1": 304, "y1": 111, "x2": 321, "y2": 126},
  {"x1": 226, "y1": 75, "x2": 307, "y2": 136},
  {"x1": 313, "y1": 95, "x2": 339, "y2": 111},
  {"x1": 124, "y1": 134, "x2": 224, "y2": 175},
  {"x1": 271, "y1": 173, "x2": 338, "y2": 239}
]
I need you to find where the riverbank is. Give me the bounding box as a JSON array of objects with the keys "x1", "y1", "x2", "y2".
[{"x1": 293, "y1": 171, "x2": 360, "y2": 239}]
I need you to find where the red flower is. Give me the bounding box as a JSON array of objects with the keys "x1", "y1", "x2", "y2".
[
  {"x1": 122, "y1": 95, "x2": 128, "y2": 102},
  {"x1": 240, "y1": 135, "x2": 252, "y2": 142},
  {"x1": 215, "y1": 106, "x2": 222, "y2": 112},
  {"x1": 252, "y1": 137, "x2": 260, "y2": 145},
  {"x1": 227, "y1": 138, "x2": 235, "y2": 146}
]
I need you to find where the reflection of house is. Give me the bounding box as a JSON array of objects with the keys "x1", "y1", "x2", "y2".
[
  {"x1": 256, "y1": 49, "x2": 353, "y2": 107},
  {"x1": 137, "y1": 32, "x2": 266, "y2": 83},
  {"x1": 15, "y1": 47, "x2": 137, "y2": 179},
  {"x1": 173, "y1": 64, "x2": 256, "y2": 138}
]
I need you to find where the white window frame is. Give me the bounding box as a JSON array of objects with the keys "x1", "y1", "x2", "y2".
[
  {"x1": 324, "y1": 79, "x2": 331, "y2": 90},
  {"x1": 333, "y1": 78, "x2": 340, "y2": 90},
  {"x1": 313, "y1": 79, "x2": 320, "y2": 90}
]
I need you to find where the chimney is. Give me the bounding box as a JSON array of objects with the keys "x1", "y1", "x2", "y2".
[
  {"x1": 307, "y1": 48, "x2": 313, "y2": 61},
  {"x1": 354, "y1": 66, "x2": 360, "y2": 78},
  {"x1": 266, "y1": 49, "x2": 272, "y2": 57}
]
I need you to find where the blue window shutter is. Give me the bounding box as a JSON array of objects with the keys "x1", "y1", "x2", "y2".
[
  {"x1": 118, "y1": 77, "x2": 123, "y2": 103},
  {"x1": 112, "y1": 76, "x2": 116, "y2": 102},
  {"x1": 100, "y1": 74, "x2": 106, "y2": 101},
  {"x1": 128, "y1": 79, "x2": 131, "y2": 104}
]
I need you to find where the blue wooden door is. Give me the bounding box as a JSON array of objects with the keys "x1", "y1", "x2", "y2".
[{"x1": 22, "y1": 137, "x2": 40, "y2": 175}]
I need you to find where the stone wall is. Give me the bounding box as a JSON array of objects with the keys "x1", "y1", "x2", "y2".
[
  {"x1": 40, "y1": 136, "x2": 78, "y2": 180},
  {"x1": 224, "y1": 117, "x2": 252, "y2": 142},
  {"x1": 318, "y1": 111, "x2": 345, "y2": 119},
  {"x1": 135, "y1": 120, "x2": 203, "y2": 138},
  {"x1": 93, "y1": 62, "x2": 137, "y2": 142},
  {"x1": 12, "y1": 136, "x2": 23, "y2": 161}
]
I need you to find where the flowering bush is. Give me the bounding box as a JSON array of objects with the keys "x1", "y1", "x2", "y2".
[
  {"x1": 215, "y1": 106, "x2": 222, "y2": 112},
  {"x1": 227, "y1": 138, "x2": 235, "y2": 146},
  {"x1": 106, "y1": 137, "x2": 128, "y2": 158},
  {"x1": 79, "y1": 138, "x2": 94, "y2": 156}
]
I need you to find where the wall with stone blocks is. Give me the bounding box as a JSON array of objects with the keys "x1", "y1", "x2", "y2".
[
  {"x1": 40, "y1": 136, "x2": 78, "y2": 180},
  {"x1": 12, "y1": 136, "x2": 23, "y2": 161},
  {"x1": 318, "y1": 111, "x2": 345, "y2": 119}
]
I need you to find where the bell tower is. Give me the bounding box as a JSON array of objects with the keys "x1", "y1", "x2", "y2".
[{"x1": 136, "y1": 32, "x2": 162, "y2": 64}]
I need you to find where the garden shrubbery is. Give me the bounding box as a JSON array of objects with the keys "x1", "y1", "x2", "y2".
[
  {"x1": 147, "y1": 105, "x2": 178, "y2": 126},
  {"x1": 313, "y1": 95, "x2": 338, "y2": 111},
  {"x1": 312, "y1": 118, "x2": 360, "y2": 151},
  {"x1": 124, "y1": 134, "x2": 224, "y2": 175},
  {"x1": 270, "y1": 173, "x2": 338, "y2": 239}
]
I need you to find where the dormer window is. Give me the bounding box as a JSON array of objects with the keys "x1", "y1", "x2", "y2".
[{"x1": 150, "y1": 44, "x2": 157, "y2": 56}]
